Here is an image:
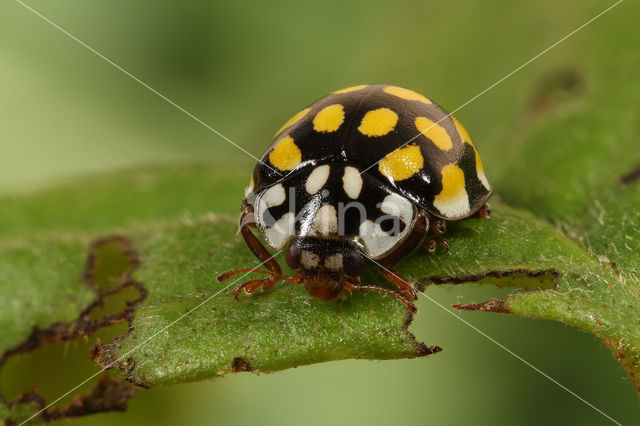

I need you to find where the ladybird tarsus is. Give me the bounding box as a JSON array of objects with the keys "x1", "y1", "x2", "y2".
[
  {"x1": 232, "y1": 277, "x2": 276, "y2": 299},
  {"x1": 474, "y1": 203, "x2": 491, "y2": 219},
  {"x1": 229, "y1": 273, "x2": 302, "y2": 299},
  {"x1": 423, "y1": 215, "x2": 449, "y2": 253},
  {"x1": 423, "y1": 237, "x2": 449, "y2": 253},
  {"x1": 423, "y1": 238, "x2": 436, "y2": 253},
  {"x1": 428, "y1": 218, "x2": 447, "y2": 236},
  {"x1": 435, "y1": 237, "x2": 449, "y2": 253}
]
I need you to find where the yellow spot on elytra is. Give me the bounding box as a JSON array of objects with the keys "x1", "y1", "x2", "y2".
[
  {"x1": 275, "y1": 107, "x2": 310, "y2": 136},
  {"x1": 333, "y1": 85, "x2": 367, "y2": 94},
  {"x1": 437, "y1": 164, "x2": 465, "y2": 200},
  {"x1": 452, "y1": 116, "x2": 472, "y2": 146},
  {"x1": 358, "y1": 108, "x2": 398, "y2": 137},
  {"x1": 313, "y1": 104, "x2": 345, "y2": 133},
  {"x1": 378, "y1": 145, "x2": 423, "y2": 181},
  {"x1": 433, "y1": 164, "x2": 470, "y2": 218},
  {"x1": 415, "y1": 116, "x2": 453, "y2": 151},
  {"x1": 452, "y1": 116, "x2": 491, "y2": 190},
  {"x1": 269, "y1": 136, "x2": 301, "y2": 171},
  {"x1": 383, "y1": 86, "x2": 432, "y2": 104}
]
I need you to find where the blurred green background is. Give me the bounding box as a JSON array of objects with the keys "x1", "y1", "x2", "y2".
[{"x1": 1, "y1": 0, "x2": 638, "y2": 424}]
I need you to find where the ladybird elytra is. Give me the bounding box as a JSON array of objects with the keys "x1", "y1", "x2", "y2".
[{"x1": 219, "y1": 84, "x2": 492, "y2": 312}]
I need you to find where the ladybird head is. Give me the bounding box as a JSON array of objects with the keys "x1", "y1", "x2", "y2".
[{"x1": 285, "y1": 237, "x2": 365, "y2": 300}]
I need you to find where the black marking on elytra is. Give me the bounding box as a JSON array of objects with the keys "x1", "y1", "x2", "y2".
[{"x1": 460, "y1": 143, "x2": 490, "y2": 209}]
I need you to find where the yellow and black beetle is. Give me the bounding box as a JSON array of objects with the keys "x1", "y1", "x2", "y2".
[{"x1": 219, "y1": 84, "x2": 492, "y2": 312}]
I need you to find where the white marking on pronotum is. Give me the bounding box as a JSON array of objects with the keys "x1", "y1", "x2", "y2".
[
  {"x1": 342, "y1": 166, "x2": 363, "y2": 199},
  {"x1": 300, "y1": 250, "x2": 320, "y2": 268},
  {"x1": 305, "y1": 165, "x2": 331, "y2": 195},
  {"x1": 324, "y1": 254, "x2": 343, "y2": 271}
]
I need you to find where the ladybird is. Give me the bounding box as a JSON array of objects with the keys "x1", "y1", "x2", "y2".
[{"x1": 218, "y1": 84, "x2": 492, "y2": 312}]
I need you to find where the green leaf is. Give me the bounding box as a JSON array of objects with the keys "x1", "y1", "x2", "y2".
[
  {"x1": 0, "y1": 143, "x2": 638, "y2": 423},
  {"x1": 93, "y1": 215, "x2": 436, "y2": 387},
  {"x1": 464, "y1": 46, "x2": 640, "y2": 389},
  {"x1": 0, "y1": 235, "x2": 94, "y2": 352},
  {"x1": 0, "y1": 174, "x2": 437, "y2": 423},
  {"x1": 2, "y1": 8, "x2": 640, "y2": 421}
]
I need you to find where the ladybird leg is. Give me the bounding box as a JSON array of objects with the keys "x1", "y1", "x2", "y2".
[
  {"x1": 230, "y1": 272, "x2": 303, "y2": 299},
  {"x1": 343, "y1": 282, "x2": 417, "y2": 313},
  {"x1": 260, "y1": 276, "x2": 280, "y2": 292},
  {"x1": 218, "y1": 210, "x2": 283, "y2": 297},
  {"x1": 423, "y1": 238, "x2": 437, "y2": 253},
  {"x1": 474, "y1": 203, "x2": 491, "y2": 219},
  {"x1": 238, "y1": 212, "x2": 283, "y2": 277},
  {"x1": 217, "y1": 268, "x2": 276, "y2": 281},
  {"x1": 373, "y1": 212, "x2": 427, "y2": 301},
  {"x1": 424, "y1": 236, "x2": 449, "y2": 253},
  {"x1": 423, "y1": 237, "x2": 449, "y2": 253},
  {"x1": 377, "y1": 267, "x2": 417, "y2": 301},
  {"x1": 423, "y1": 216, "x2": 449, "y2": 253},
  {"x1": 429, "y1": 217, "x2": 447, "y2": 236},
  {"x1": 434, "y1": 237, "x2": 449, "y2": 252},
  {"x1": 232, "y1": 278, "x2": 273, "y2": 299}
]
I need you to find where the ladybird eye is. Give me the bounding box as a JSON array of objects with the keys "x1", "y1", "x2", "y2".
[
  {"x1": 286, "y1": 242, "x2": 301, "y2": 269},
  {"x1": 343, "y1": 251, "x2": 364, "y2": 276}
]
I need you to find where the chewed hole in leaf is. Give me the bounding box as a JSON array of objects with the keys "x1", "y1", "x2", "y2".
[
  {"x1": 88, "y1": 286, "x2": 144, "y2": 321},
  {"x1": 84, "y1": 236, "x2": 139, "y2": 292},
  {"x1": 0, "y1": 236, "x2": 146, "y2": 423},
  {"x1": 0, "y1": 323, "x2": 129, "y2": 405}
]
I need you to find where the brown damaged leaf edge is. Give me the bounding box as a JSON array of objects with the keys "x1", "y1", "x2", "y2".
[
  {"x1": 453, "y1": 299, "x2": 510, "y2": 313},
  {"x1": 98, "y1": 302, "x2": 440, "y2": 386},
  {"x1": 3, "y1": 374, "x2": 136, "y2": 426},
  {"x1": 403, "y1": 312, "x2": 442, "y2": 357},
  {"x1": 0, "y1": 236, "x2": 146, "y2": 423},
  {"x1": 418, "y1": 269, "x2": 560, "y2": 313},
  {"x1": 230, "y1": 357, "x2": 252, "y2": 373}
]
